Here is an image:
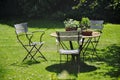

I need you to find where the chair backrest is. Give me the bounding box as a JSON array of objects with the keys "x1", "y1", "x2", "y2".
[
  {"x1": 90, "y1": 20, "x2": 104, "y2": 31},
  {"x1": 14, "y1": 22, "x2": 28, "y2": 34},
  {"x1": 56, "y1": 31, "x2": 81, "y2": 42},
  {"x1": 14, "y1": 22, "x2": 31, "y2": 45},
  {"x1": 56, "y1": 31, "x2": 82, "y2": 50}
]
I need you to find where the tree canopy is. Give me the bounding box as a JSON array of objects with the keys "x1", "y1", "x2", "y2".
[{"x1": 0, "y1": 0, "x2": 120, "y2": 23}]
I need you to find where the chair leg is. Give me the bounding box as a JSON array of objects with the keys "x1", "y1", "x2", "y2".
[
  {"x1": 76, "y1": 54, "x2": 80, "y2": 73},
  {"x1": 90, "y1": 37, "x2": 101, "y2": 60},
  {"x1": 67, "y1": 55, "x2": 68, "y2": 62},
  {"x1": 60, "y1": 54, "x2": 62, "y2": 70},
  {"x1": 82, "y1": 38, "x2": 92, "y2": 61},
  {"x1": 34, "y1": 45, "x2": 47, "y2": 61},
  {"x1": 22, "y1": 45, "x2": 37, "y2": 62}
]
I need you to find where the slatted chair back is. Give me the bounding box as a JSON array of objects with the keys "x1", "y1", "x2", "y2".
[
  {"x1": 56, "y1": 31, "x2": 81, "y2": 42},
  {"x1": 14, "y1": 22, "x2": 28, "y2": 34},
  {"x1": 90, "y1": 20, "x2": 104, "y2": 32},
  {"x1": 14, "y1": 22, "x2": 31, "y2": 45},
  {"x1": 56, "y1": 31, "x2": 82, "y2": 51}
]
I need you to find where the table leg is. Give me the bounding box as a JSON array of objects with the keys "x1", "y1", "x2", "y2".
[
  {"x1": 90, "y1": 37, "x2": 100, "y2": 59},
  {"x1": 81, "y1": 37, "x2": 100, "y2": 61},
  {"x1": 81, "y1": 38, "x2": 92, "y2": 60},
  {"x1": 69, "y1": 41, "x2": 76, "y2": 61}
]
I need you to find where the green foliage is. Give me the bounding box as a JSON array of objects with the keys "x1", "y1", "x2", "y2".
[
  {"x1": 50, "y1": 11, "x2": 65, "y2": 20},
  {"x1": 64, "y1": 18, "x2": 80, "y2": 28},
  {"x1": 80, "y1": 17, "x2": 90, "y2": 28},
  {"x1": 0, "y1": 0, "x2": 120, "y2": 23}
]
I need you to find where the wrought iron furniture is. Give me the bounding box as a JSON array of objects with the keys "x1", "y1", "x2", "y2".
[
  {"x1": 50, "y1": 31, "x2": 101, "y2": 61},
  {"x1": 82, "y1": 20, "x2": 104, "y2": 60},
  {"x1": 14, "y1": 22, "x2": 47, "y2": 62},
  {"x1": 56, "y1": 31, "x2": 82, "y2": 72}
]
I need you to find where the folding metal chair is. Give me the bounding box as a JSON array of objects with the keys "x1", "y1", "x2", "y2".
[
  {"x1": 90, "y1": 20, "x2": 104, "y2": 55},
  {"x1": 90, "y1": 20, "x2": 104, "y2": 32},
  {"x1": 14, "y1": 22, "x2": 47, "y2": 62},
  {"x1": 82, "y1": 20, "x2": 104, "y2": 60},
  {"x1": 56, "y1": 31, "x2": 82, "y2": 72}
]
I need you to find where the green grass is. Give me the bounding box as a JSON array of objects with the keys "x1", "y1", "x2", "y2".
[{"x1": 0, "y1": 19, "x2": 120, "y2": 80}]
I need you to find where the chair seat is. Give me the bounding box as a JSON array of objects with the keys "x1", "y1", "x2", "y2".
[{"x1": 59, "y1": 49, "x2": 79, "y2": 54}]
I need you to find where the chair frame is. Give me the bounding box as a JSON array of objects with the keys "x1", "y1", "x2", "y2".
[
  {"x1": 82, "y1": 20, "x2": 104, "y2": 61},
  {"x1": 14, "y1": 22, "x2": 47, "y2": 62},
  {"x1": 56, "y1": 31, "x2": 82, "y2": 72},
  {"x1": 90, "y1": 20, "x2": 104, "y2": 32}
]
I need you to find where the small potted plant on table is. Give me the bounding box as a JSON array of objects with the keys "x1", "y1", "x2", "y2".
[
  {"x1": 80, "y1": 17, "x2": 92, "y2": 36},
  {"x1": 64, "y1": 18, "x2": 80, "y2": 31}
]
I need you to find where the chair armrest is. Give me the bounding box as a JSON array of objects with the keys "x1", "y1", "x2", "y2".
[
  {"x1": 31, "y1": 30, "x2": 45, "y2": 42},
  {"x1": 16, "y1": 32, "x2": 33, "y2": 45},
  {"x1": 31, "y1": 30, "x2": 45, "y2": 33},
  {"x1": 17, "y1": 32, "x2": 33, "y2": 36}
]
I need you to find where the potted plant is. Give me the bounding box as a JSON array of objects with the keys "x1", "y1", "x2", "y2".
[
  {"x1": 80, "y1": 17, "x2": 92, "y2": 36},
  {"x1": 64, "y1": 18, "x2": 80, "y2": 31}
]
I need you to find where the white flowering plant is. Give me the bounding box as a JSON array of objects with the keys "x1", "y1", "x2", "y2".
[{"x1": 64, "y1": 19, "x2": 80, "y2": 28}]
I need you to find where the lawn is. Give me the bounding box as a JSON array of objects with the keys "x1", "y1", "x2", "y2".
[{"x1": 0, "y1": 19, "x2": 120, "y2": 80}]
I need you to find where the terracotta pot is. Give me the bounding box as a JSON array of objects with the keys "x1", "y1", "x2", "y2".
[
  {"x1": 82, "y1": 30, "x2": 92, "y2": 36},
  {"x1": 65, "y1": 27, "x2": 78, "y2": 31}
]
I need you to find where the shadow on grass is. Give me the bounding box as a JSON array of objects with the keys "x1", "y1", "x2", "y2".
[
  {"x1": 22, "y1": 60, "x2": 41, "y2": 65},
  {"x1": 0, "y1": 65, "x2": 8, "y2": 80},
  {"x1": 10, "y1": 60, "x2": 41, "y2": 67},
  {"x1": 84, "y1": 44, "x2": 120, "y2": 78},
  {"x1": 46, "y1": 61, "x2": 97, "y2": 77},
  {"x1": 0, "y1": 19, "x2": 64, "y2": 29},
  {"x1": 102, "y1": 44, "x2": 120, "y2": 78}
]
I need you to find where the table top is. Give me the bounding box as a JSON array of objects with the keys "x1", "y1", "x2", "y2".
[{"x1": 50, "y1": 32, "x2": 101, "y2": 38}]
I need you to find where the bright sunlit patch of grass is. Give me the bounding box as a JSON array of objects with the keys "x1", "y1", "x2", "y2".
[{"x1": 0, "y1": 20, "x2": 120, "y2": 80}]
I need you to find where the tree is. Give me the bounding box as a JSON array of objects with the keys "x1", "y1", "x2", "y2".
[{"x1": 0, "y1": 0, "x2": 120, "y2": 23}]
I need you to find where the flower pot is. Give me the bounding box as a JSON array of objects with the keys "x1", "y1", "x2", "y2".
[
  {"x1": 82, "y1": 30, "x2": 93, "y2": 36},
  {"x1": 65, "y1": 27, "x2": 78, "y2": 31}
]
